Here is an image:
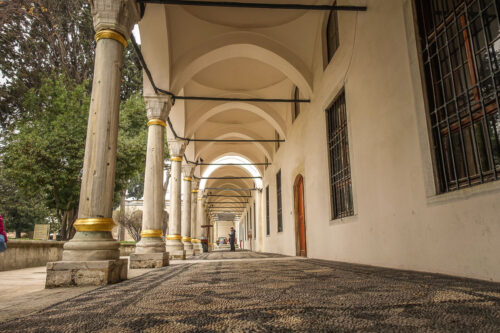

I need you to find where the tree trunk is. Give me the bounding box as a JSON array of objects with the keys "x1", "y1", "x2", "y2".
[{"x1": 16, "y1": 230, "x2": 21, "y2": 238}]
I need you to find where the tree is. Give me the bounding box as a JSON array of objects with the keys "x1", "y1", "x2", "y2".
[
  {"x1": 0, "y1": 168, "x2": 50, "y2": 238},
  {"x1": 113, "y1": 210, "x2": 142, "y2": 242},
  {"x1": 0, "y1": 0, "x2": 142, "y2": 129},
  {"x1": 1, "y1": 77, "x2": 149, "y2": 240},
  {"x1": 1, "y1": 77, "x2": 89, "y2": 239}
]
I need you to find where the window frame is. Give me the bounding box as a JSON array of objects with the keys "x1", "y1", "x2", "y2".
[
  {"x1": 326, "y1": 90, "x2": 354, "y2": 219},
  {"x1": 276, "y1": 169, "x2": 283, "y2": 232},
  {"x1": 292, "y1": 86, "x2": 301, "y2": 123},
  {"x1": 265, "y1": 185, "x2": 270, "y2": 236},
  {"x1": 414, "y1": 0, "x2": 500, "y2": 194},
  {"x1": 326, "y1": 4, "x2": 340, "y2": 64}
]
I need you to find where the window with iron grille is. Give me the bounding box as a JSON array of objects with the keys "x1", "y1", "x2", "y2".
[
  {"x1": 253, "y1": 202, "x2": 256, "y2": 239},
  {"x1": 327, "y1": 91, "x2": 354, "y2": 219},
  {"x1": 266, "y1": 186, "x2": 270, "y2": 235},
  {"x1": 292, "y1": 86, "x2": 301, "y2": 122},
  {"x1": 276, "y1": 170, "x2": 283, "y2": 232},
  {"x1": 275, "y1": 130, "x2": 280, "y2": 151},
  {"x1": 326, "y1": 5, "x2": 340, "y2": 63},
  {"x1": 415, "y1": 0, "x2": 500, "y2": 193}
]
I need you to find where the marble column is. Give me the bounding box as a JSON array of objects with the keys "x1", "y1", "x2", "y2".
[
  {"x1": 181, "y1": 164, "x2": 196, "y2": 256},
  {"x1": 130, "y1": 96, "x2": 171, "y2": 268},
  {"x1": 191, "y1": 180, "x2": 201, "y2": 254},
  {"x1": 195, "y1": 193, "x2": 205, "y2": 253},
  {"x1": 46, "y1": 0, "x2": 140, "y2": 288},
  {"x1": 166, "y1": 139, "x2": 187, "y2": 259}
]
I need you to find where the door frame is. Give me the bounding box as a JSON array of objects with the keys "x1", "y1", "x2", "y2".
[{"x1": 293, "y1": 174, "x2": 307, "y2": 257}]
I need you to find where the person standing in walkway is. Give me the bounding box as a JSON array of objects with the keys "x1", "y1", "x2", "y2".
[
  {"x1": 0, "y1": 214, "x2": 8, "y2": 253},
  {"x1": 229, "y1": 227, "x2": 236, "y2": 251}
]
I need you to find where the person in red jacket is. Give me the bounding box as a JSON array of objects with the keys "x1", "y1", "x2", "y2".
[{"x1": 0, "y1": 214, "x2": 8, "y2": 243}]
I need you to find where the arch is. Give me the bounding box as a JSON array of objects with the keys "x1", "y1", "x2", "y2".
[
  {"x1": 186, "y1": 101, "x2": 286, "y2": 139},
  {"x1": 195, "y1": 131, "x2": 273, "y2": 163},
  {"x1": 199, "y1": 155, "x2": 263, "y2": 190},
  {"x1": 171, "y1": 31, "x2": 313, "y2": 95}
]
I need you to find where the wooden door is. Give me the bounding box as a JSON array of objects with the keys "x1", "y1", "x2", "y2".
[{"x1": 296, "y1": 176, "x2": 306, "y2": 257}]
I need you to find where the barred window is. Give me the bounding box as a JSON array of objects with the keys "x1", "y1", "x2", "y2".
[
  {"x1": 326, "y1": 5, "x2": 340, "y2": 63},
  {"x1": 415, "y1": 0, "x2": 500, "y2": 193},
  {"x1": 292, "y1": 86, "x2": 301, "y2": 122},
  {"x1": 327, "y1": 91, "x2": 354, "y2": 219},
  {"x1": 276, "y1": 169, "x2": 283, "y2": 232},
  {"x1": 266, "y1": 186, "x2": 270, "y2": 235},
  {"x1": 253, "y1": 202, "x2": 256, "y2": 239},
  {"x1": 275, "y1": 130, "x2": 280, "y2": 151}
]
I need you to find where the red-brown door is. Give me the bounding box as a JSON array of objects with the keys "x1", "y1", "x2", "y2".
[{"x1": 297, "y1": 176, "x2": 306, "y2": 257}]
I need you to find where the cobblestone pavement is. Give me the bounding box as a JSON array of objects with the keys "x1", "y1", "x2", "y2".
[{"x1": 1, "y1": 251, "x2": 499, "y2": 332}]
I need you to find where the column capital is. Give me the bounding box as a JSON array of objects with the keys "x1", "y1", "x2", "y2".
[
  {"x1": 145, "y1": 95, "x2": 171, "y2": 121},
  {"x1": 192, "y1": 179, "x2": 200, "y2": 191},
  {"x1": 167, "y1": 139, "x2": 187, "y2": 158},
  {"x1": 90, "y1": 0, "x2": 141, "y2": 39},
  {"x1": 182, "y1": 164, "x2": 196, "y2": 179}
]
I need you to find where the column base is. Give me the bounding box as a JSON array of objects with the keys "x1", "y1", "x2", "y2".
[
  {"x1": 45, "y1": 259, "x2": 127, "y2": 288},
  {"x1": 185, "y1": 249, "x2": 195, "y2": 257},
  {"x1": 194, "y1": 248, "x2": 202, "y2": 255},
  {"x1": 129, "y1": 252, "x2": 169, "y2": 269},
  {"x1": 168, "y1": 250, "x2": 186, "y2": 260}
]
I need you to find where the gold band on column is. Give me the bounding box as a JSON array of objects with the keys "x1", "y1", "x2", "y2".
[
  {"x1": 147, "y1": 119, "x2": 166, "y2": 127},
  {"x1": 191, "y1": 239, "x2": 201, "y2": 243},
  {"x1": 170, "y1": 156, "x2": 182, "y2": 162},
  {"x1": 74, "y1": 218, "x2": 115, "y2": 232},
  {"x1": 166, "y1": 234, "x2": 182, "y2": 240},
  {"x1": 192, "y1": 189, "x2": 199, "y2": 193},
  {"x1": 94, "y1": 29, "x2": 127, "y2": 48},
  {"x1": 182, "y1": 237, "x2": 191, "y2": 242},
  {"x1": 183, "y1": 177, "x2": 192, "y2": 181},
  {"x1": 140, "y1": 230, "x2": 163, "y2": 238},
  {"x1": 198, "y1": 198, "x2": 202, "y2": 200}
]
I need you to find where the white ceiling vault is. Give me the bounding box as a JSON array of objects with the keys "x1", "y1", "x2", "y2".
[{"x1": 138, "y1": 0, "x2": 331, "y2": 215}]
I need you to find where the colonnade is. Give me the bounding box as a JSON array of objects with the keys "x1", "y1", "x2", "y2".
[{"x1": 45, "y1": 0, "x2": 212, "y2": 287}]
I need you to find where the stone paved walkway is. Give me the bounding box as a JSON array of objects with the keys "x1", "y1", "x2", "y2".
[{"x1": 0, "y1": 251, "x2": 499, "y2": 332}]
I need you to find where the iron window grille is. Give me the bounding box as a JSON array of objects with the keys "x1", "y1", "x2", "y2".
[
  {"x1": 327, "y1": 4, "x2": 340, "y2": 63},
  {"x1": 415, "y1": 0, "x2": 500, "y2": 193},
  {"x1": 292, "y1": 86, "x2": 301, "y2": 122},
  {"x1": 253, "y1": 202, "x2": 256, "y2": 239},
  {"x1": 327, "y1": 91, "x2": 354, "y2": 219},
  {"x1": 266, "y1": 186, "x2": 270, "y2": 235},
  {"x1": 276, "y1": 169, "x2": 283, "y2": 232}
]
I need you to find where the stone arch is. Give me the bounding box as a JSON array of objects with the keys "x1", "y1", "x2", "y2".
[
  {"x1": 195, "y1": 131, "x2": 273, "y2": 162},
  {"x1": 171, "y1": 31, "x2": 313, "y2": 95},
  {"x1": 186, "y1": 101, "x2": 286, "y2": 139}
]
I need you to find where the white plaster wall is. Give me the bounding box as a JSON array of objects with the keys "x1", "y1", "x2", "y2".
[{"x1": 258, "y1": 0, "x2": 500, "y2": 282}]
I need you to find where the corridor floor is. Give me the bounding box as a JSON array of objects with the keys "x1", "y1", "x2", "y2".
[{"x1": 0, "y1": 251, "x2": 499, "y2": 332}]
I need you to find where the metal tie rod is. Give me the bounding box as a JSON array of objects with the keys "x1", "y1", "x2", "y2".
[
  {"x1": 198, "y1": 176, "x2": 261, "y2": 179},
  {"x1": 138, "y1": 0, "x2": 367, "y2": 11},
  {"x1": 205, "y1": 187, "x2": 257, "y2": 191},
  {"x1": 206, "y1": 201, "x2": 249, "y2": 204},
  {"x1": 198, "y1": 163, "x2": 270, "y2": 166},
  {"x1": 207, "y1": 194, "x2": 252, "y2": 198}
]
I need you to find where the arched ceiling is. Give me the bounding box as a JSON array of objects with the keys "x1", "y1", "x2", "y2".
[{"x1": 140, "y1": 2, "x2": 323, "y2": 218}]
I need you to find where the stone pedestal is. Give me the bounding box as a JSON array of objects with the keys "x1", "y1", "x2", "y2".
[
  {"x1": 130, "y1": 252, "x2": 169, "y2": 269},
  {"x1": 46, "y1": 259, "x2": 127, "y2": 288},
  {"x1": 169, "y1": 250, "x2": 186, "y2": 260}
]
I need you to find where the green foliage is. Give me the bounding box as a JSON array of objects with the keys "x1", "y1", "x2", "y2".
[
  {"x1": 1, "y1": 76, "x2": 89, "y2": 237},
  {"x1": 114, "y1": 92, "x2": 148, "y2": 206},
  {"x1": 1, "y1": 77, "x2": 148, "y2": 238},
  {"x1": 0, "y1": 168, "x2": 50, "y2": 235}
]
